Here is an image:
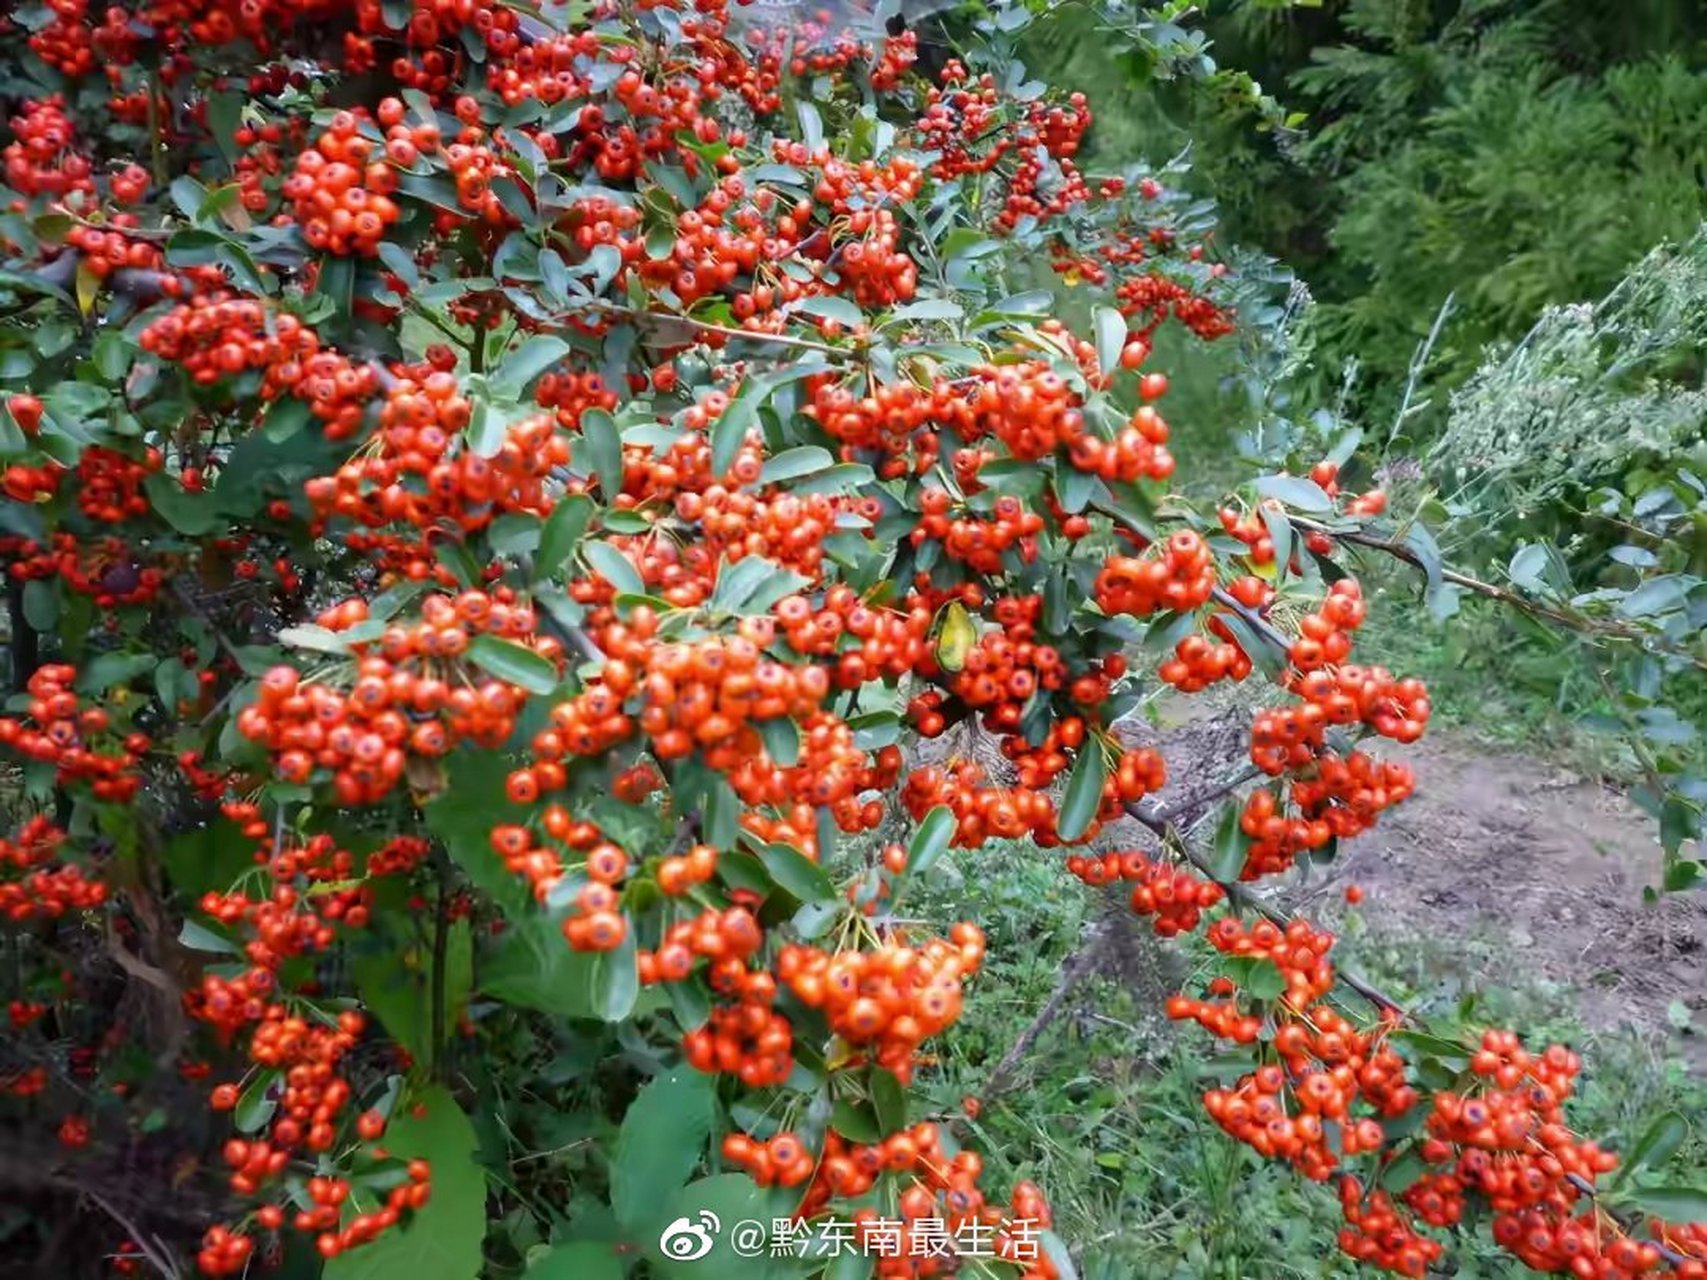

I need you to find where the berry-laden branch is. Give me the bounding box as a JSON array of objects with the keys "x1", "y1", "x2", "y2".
[
  {"x1": 1119, "y1": 793, "x2": 1696, "y2": 1270},
  {"x1": 0, "y1": 4, "x2": 1702, "y2": 1280},
  {"x1": 1291, "y1": 515, "x2": 1707, "y2": 673}
]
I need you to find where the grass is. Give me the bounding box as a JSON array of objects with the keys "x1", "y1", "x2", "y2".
[{"x1": 910, "y1": 837, "x2": 1707, "y2": 1279}]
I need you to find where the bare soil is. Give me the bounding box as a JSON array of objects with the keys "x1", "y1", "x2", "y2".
[{"x1": 1305, "y1": 734, "x2": 1706, "y2": 1068}]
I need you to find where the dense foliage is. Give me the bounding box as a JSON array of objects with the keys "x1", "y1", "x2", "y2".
[{"x1": 0, "y1": 1, "x2": 1702, "y2": 1279}]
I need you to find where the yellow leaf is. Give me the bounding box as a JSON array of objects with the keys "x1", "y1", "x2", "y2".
[
  {"x1": 935, "y1": 601, "x2": 977, "y2": 673},
  {"x1": 1250, "y1": 557, "x2": 1277, "y2": 581},
  {"x1": 75, "y1": 260, "x2": 100, "y2": 316}
]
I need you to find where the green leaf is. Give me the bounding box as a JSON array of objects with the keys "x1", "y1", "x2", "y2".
[
  {"x1": 143, "y1": 472, "x2": 222, "y2": 535},
  {"x1": 353, "y1": 920, "x2": 472, "y2": 1065},
  {"x1": 579, "y1": 407, "x2": 624, "y2": 499},
  {"x1": 664, "y1": 976, "x2": 712, "y2": 1032},
  {"x1": 791, "y1": 463, "x2": 875, "y2": 497},
  {"x1": 793, "y1": 295, "x2": 861, "y2": 328},
  {"x1": 756, "y1": 840, "x2": 837, "y2": 904},
  {"x1": 796, "y1": 100, "x2": 824, "y2": 152},
  {"x1": 708, "y1": 556, "x2": 774, "y2": 615},
  {"x1": 1620, "y1": 575, "x2": 1687, "y2": 619},
  {"x1": 587, "y1": 928, "x2": 640, "y2": 1021},
  {"x1": 234, "y1": 1070, "x2": 279, "y2": 1135},
  {"x1": 179, "y1": 919, "x2": 240, "y2": 955},
  {"x1": 1390, "y1": 1030, "x2": 1472, "y2": 1066},
  {"x1": 755, "y1": 716, "x2": 801, "y2": 767},
  {"x1": 323, "y1": 1086, "x2": 486, "y2": 1280},
  {"x1": 535, "y1": 495, "x2": 594, "y2": 581},
  {"x1": 612, "y1": 1068, "x2": 716, "y2": 1230},
  {"x1": 423, "y1": 749, "x2": 531, "y2": 914},
  {"x1": 276, "y1": 624, "x2": 350, "y2": 654},
  {"x1": 76, "y1": 652, "x2": 157, "y2": 694},
  {"x1": 987, "y1": 290, "x2": 1052, "y2": 316},
  {"x1": 161, "y1": 821, "x2": 257, "y2": 898},
  {"x1": 650, "y1": 1175, "x2": 786, "y2": 1280},
  {"x1": 1260, "y1": 505, "x2": 1293, "y2": 577},
  {"x1": 1378, "y1": 1149, "x2": 1427, "y2": 1194},
  {"x1": 870, "y1": 1068, "x2": 906, "y2": 1134},
  {"x1": 906, "y1": 806, "x2": 955, "y2": 881},
  {"x1": 1224, "y1": 956, "x2": 1286, "y2": 1000},
  {"x1": 758, "y1": 445, "x2": 835, "y2": 485},
  {"x1": 466, "y1": 634, "x2": 558, "y2": 696},
  {"x1": 21, "y1": 579, "x2": 56, "y2": 632},
  {"x1": 490, "y1": 335, "x2": 570, "y2": 399},
  {"x1": 710, "y1": 391, "x2": 758, "y2": 479},
  {"x1": 890, "y1": 298, "x2": 964, "y2": 322},
  {"x1": 1057, "y1": 742, "x2": 1106, "y2": 842},
  {"x1": 703, "y1": 775, "x2": 740, "y2": 850},
  {"x1": 1254, "y1": 474, "x2": 1334, "y2": 512},
  {"x1": 1616, "y1": 1111, "x2": 1689, "y2": 1184},
  {"x1": 1094, "y1": 306, "x2": 1127, "y2": 374},
  {"x1": 830, "y1": 1099, "x2": 881, "y2": 1143},
  {"x1": 1508, "y1": 544, "x2": 1548, "y2": 592},
  {"x1": 583, "y1": 542, "x2": 646, "y2": 596},
  {"x1": 1039, "y1": 1231, "x2": 1078, "y2": 1280},
  {"x1": 524, "y1": 1243, "x2": 625, "y2": 1280},
  {"x1": 1207, "y1": 802, "x2": 1250, "y2": 882},
  {"x1": 1621, "y1": 1185, "x2": 1707, "y2": 1224}
]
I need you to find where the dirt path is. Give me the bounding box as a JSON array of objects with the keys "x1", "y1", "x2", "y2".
[{"x1": 1309, "y1": 734, "x2": 1705, "y2": 1067}]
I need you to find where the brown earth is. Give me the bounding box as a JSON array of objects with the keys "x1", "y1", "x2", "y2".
[{"x1": 1291, "y1": 734, "x2": 1706, "y2": 1068}]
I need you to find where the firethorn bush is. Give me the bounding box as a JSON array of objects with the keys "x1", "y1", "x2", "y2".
[{"x1": 0, "y1": 1, "x2": 1702, "y2": 1278}]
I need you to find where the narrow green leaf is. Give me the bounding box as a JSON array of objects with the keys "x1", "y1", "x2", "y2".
[
  {"x1": 906, "y1": 806, "x2": 955, "y2": 881},
  {"x1": 1621, "y1": 1185, "x2": 1707, "y2": 1224},
  {"x1": 756, "y1": 840, "x2": 837, "y2": 904},
  {"x1": 234, "y1": 1070, "x2": 279, "y2": 1135},
  {"x1": 709, "y1": 556, "x2": 777, "y2": 614},
  {"x1": 755, "y1": 716, "x2": 801, "y2": 767},
  {"x1": 490, "y1": 335, "x2": 570, "y2": 398},
  {"x1": 1617, "y1": 1111, "x2": 1689, "y2": 1183},
  {"x1": 535, "y1": 495, "x2": 594, "y2": 581},
  {"x1": 465, "y1": 634, "x2": 558, "y2": 696},
  {"x1": 758, "y1": 445, "x2": 835, "y2": 485},
  {"x1": 870, "y1": 1068, "x2": 906, "y2": 1134},
  {"x1": 525, "y1": 1244, "x2": 624, "y2": 1280},
  {"x1": 1094, "y1": 305, "x2": 1127, "y2": 374},
  {"x1": 579, "y1": 407, "x2": 624, "y2": 499},
  {"x1": 583, "y1": 541, "x2": 645, "y2": 597},
  {"x1": 1057, "y1": 742, "x2": 1107, "y2": 842},
  {"x1": 1254, "y1": 474, "x2": 1334, "y2": 512},
  {"x1": 1207, "y1": 802, "x2": 1251, "y2": 882},
  {"x1": 587, "y1": 929, "x2": 639, "y2": 1022}
]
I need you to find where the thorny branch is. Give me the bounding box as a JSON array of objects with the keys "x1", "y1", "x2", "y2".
[{"x1": 1292, "y1": 515, "x2": 1707, "y2": 673}]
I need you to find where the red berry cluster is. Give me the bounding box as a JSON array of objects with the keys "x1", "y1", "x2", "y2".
[
  {"x1": 1065, "y1": 849, "x2": 1224, "y2": 936},
  {"x1": 238, "y1": 592, "x2": 558, "y2": 803},
  {"x1": 1095, "y1": 530, "x2": 1217, "y2": 617},
  {"x1": 1159, "y1": 630, "x2": 1253, "y2": 692},
  {"x1": 2, "y1": 97, "x2": 93, "y2": 203},
  {"x1": 0, "y1": 816, "x2": 106, "y2": 921},
  {"x1": 778, "y1": 925, "x2": 984, "y2": 1082},
  {"x1": 0, "y1": 665, "x2": 146, "y2": 799},
  {"x1": 284, "y1": 111, "x2": 403, "y2": 256}
]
